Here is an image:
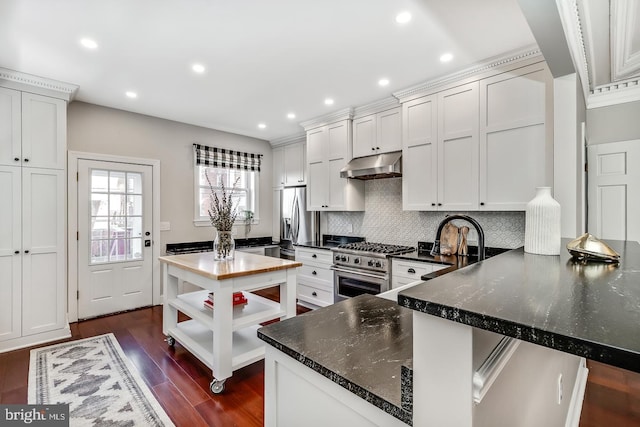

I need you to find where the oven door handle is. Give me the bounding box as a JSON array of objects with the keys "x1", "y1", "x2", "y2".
[{"x1": 331, "y1": 265, "x2": 387, "y2": 280}]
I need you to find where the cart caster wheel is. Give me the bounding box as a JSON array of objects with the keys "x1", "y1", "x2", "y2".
[
  {"x1": 210, "y1": 379, "x2": 226, "y2": 394},
  {"x1": 166, "y1": 336, "x2": 175, "y2": 347}
]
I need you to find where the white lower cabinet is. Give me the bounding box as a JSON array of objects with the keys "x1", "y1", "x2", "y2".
[
  {"x1": 0, "y1": 166, "x2": 68, "y2": 349},
  {"x1": 391, "y1": 258, "x2": 447, "y2": 289},
  {"x1": 295, "y1": 247, "x2": 334, "y2": 307}
]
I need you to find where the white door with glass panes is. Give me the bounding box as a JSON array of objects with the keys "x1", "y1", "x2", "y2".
[{"x1": 77, "y1": 160, "x2": 153, "y2": 319}]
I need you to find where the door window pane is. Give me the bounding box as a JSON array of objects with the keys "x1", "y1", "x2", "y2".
[{"x1": 90, "y1": 169, "x2": 144, "y2": 264}]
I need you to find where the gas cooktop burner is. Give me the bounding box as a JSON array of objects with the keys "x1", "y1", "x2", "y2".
[{"x1": 335, "y1": 242, "x2": 415, "y2": 255}]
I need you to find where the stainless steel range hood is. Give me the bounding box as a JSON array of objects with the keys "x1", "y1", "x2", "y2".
[{"x1": 340, "y1": 151, "x2": 402, "y2": 180}]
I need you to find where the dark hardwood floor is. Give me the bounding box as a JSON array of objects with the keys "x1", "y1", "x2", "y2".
[{"x1": 1, "y1": 298, "x2": 638, "y2": 426}]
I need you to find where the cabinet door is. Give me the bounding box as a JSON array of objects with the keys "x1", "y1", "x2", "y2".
[
  {"x1": 284, "y1": 142, "x2": 305, "y2": 186},
  {"x1": 402, "y1": 95, "x2": 438, "y2": 210},
  {"x1": 377, "y1": 107, "x2": 402, "y2": 154},
  {"x1": 327, "y1": 120, "x2": 350, "y2": 161},
  {"x1": 437, "y1": 82, "x2": 479, "y2": 211},
  {"x1": 0, "y1": 166, "x2": 22, "y2": 342},
  {"x1": 21, "y1": 93, "x2": 66, "y2": 170},
  {"x1": 273, "y1": 146, "x2": 285, "y2": 187},
  {"x1": 352, "y1": 114, "x2": 376, "y2": 158},
  {"x1": 307, "y1": 161, "x2": 328, "y2": 210},
  {"x1": 479, "y1": 63, "x2": 552, "y2": 210},
  {"x1": 0, "y1": 87, "x2": 22, "y2": 167},
  {"x1": 307, "y1": 127, "x2": 326, "y2": 164},
  {"x1": 21, "y1": 168, "x2": 66, "y2": 336}
]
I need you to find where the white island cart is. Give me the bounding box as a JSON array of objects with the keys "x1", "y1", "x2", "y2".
[{"x1": 159, "y1": 251, "x2": 301, "y2": 393}]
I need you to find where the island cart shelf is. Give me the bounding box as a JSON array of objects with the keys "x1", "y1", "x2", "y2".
[{"x1": 159, "y1": 251, "x2": 301, "y2": 393}]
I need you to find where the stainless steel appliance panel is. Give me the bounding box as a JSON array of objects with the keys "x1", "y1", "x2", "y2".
[
  {"x1": 280, "y1": 186, "x2": 313, "y2": 259},
  {"x1": 333, "y1": 266, "x2": 389, "y2": 302}
]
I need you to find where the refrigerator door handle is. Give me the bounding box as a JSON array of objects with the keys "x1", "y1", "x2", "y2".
[{"x1": 291, "y1": 194, "x2": 300, "y2": 244}]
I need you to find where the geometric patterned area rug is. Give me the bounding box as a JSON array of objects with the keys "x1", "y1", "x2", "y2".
[{"x1": 28, "y1": 333, "x2": 175, "y2": 427}]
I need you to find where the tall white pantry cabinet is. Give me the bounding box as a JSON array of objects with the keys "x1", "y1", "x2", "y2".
[{"x1": 0, "y1": 82, "x2": 71, "y2": 352}]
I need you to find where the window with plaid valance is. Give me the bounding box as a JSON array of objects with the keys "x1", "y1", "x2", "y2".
[{"x1": 193, "y1": 143, "x2": 262, "y2": 172}]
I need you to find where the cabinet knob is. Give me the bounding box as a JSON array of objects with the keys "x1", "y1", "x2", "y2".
[
  {"x1": 312, "y1": 254, "x2": 317, "y2": 258},
  {"x1": 407, "y1": 268, "x2": 416, "y2": 274},
  {"x1": 312, "y1": 270, "x2": 317, "y2": 275},
  {"x1": 312, "y1": 291, "x2": 317, "y2": 297},
  {"x1": 371, "y1": 147, "x2": 375, "y2": 151},
  {"x1": 24, "y1": 250, "x2": 29, "y2": 254},
  {"x1": 480, "y1": 202, "x2": 485, "y2": 206},
  {"x1": 437, "y1": 203, "x2": 442, "y2": 206},
  {"x1": 14, "y1": 250, "x2": 19, "y2": 254},
  {"x1": 14, "y1": 157, "x2": 19, "y2": 162},
  {"x1": 376, "y1": 147, "x2": 380, "y2": 150},
  {"x1": 24, "y1": 158, "x2": 29, "y2": 162},
  {"x1": 431, "y1": 203, "x2": 436, "y2": 207}
]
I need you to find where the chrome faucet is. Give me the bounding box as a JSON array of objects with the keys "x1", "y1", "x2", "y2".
[{"x1": 430, "y1": 214, "x2": 486, "y2": 261}]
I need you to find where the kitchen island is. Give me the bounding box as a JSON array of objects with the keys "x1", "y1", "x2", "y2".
[
  {"x1": 159, "y1": 251, "x2": 301, "y2": 393},
  {"x1": 258, "y1": 239, "x2": 640, "y2": 426}
]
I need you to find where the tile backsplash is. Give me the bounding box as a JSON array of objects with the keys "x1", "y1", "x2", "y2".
[{"x1": 326, "y1": 178, "x2": 525, "y2": 249}]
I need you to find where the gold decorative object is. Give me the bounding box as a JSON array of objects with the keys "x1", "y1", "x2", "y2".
[{"x1": 566, "y1": 233, "x2": 620, "y2": 263}]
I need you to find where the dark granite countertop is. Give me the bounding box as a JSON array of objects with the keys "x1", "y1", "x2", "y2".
[
  {"x1": 399, "y1": 239, "x2": 640, "y2": 374},
  {"x1": 295, "y1": 234, "x2": 365, "y2": 250},
  {"x1": 258, "y1": 294, "x2": 413, "y2": 425}
]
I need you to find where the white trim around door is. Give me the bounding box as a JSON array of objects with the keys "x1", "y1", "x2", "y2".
[{"x1": 68, "y1": 151, "x2": 161, "y2": 323}]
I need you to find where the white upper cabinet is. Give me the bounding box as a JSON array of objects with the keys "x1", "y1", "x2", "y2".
[
  {"x1": 0, "y1": 87, "x2": 22, "y2": 168},
  {"x1": 305, "y1": 119, "x2": 364, "y2": 211},
  {"x1": 402, "y1": 95, "x2": 438, "y2": 210},
  {"x1": 437, "y1": 82, "x2": 479, "y2": 211},
  {"x1": 273, "y1": 141, "x2": 306, "y2": 188},
  {"x1": 20, "y1": 93, "x2": 67, "y2": 170},
  {"x1": 479, "y1": 63, "x2": 553, "y2": 210},
  {"x1": 352, "y1": 107, "x2": 402, "y2": 158}
]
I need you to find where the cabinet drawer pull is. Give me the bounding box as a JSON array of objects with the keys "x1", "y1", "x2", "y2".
[
  {"x1": 407, "y1": 268, "x2": 416, "y2": 274},
  {"x1": 311, "y1": 254, "x2": 317, "y2": 258},
  {"x1": 312, "y1": 291, "x2": 317, "y2": 297},
  {"x1": 312, "y1": 270, "x2": 317, "y2": 275}
]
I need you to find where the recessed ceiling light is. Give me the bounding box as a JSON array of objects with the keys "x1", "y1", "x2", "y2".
[
  {"x1": 258, "y1": 123, "x2": 267, "y2": 129},
  {"x1": 287, "y1": 113, "x2": 296, "y2": 119},
  {"x1": 395, "y1": 12, "x2": 412, "y2": 24},
  {"x1": 378, "y1": 78, "x2": 390, "y2": 87},
  {"x1": 80, "y1": 38, "x2": 98, "y2": 49},
  {"x1": 440, "y1": 53, "x2": 454, "y2": 63},
  {"x1": 324, "y1": 98, "x2": 334, "y2": 106},
  {"x1": 192, "y1": 63, "x2": 206, "y2": 73},
  {"x1": 125, "y1": 91, "x2": 138, "y2": 99}
]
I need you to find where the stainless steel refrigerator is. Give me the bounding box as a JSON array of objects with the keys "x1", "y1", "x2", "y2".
[{"x1": 279, "y1": 186, "x2": 314, "y2": 259}]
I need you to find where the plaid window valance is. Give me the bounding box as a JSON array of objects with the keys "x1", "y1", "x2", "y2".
[{"x1": 194, "y1": 143, "x2": 262, "y2": 172}]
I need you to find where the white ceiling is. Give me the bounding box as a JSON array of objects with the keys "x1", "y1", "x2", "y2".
[{"x1": 0, "y1": 0, "x2": 537, "y2": 141}]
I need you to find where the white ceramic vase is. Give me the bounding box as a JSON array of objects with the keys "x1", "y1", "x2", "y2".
[{"x1": 524, "y1": 187, "x2": 561, "y2": 255}]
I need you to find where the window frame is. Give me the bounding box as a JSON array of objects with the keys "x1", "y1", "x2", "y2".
[{"x1": 193, "y1": 164, "x2": 260, "y2": 227}]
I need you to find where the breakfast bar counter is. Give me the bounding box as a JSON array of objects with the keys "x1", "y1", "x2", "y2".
[{"x1": 159, "y1": 251, "x2": 301, "y2": 393}]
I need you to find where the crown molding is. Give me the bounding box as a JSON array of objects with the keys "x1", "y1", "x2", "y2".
[
  {"x1": 587, "y1": 77, "x2": 640, "y2": 109},
  {"x1": 392, "y1": 45, "x2": 543, "y2": 103},
  {"x1": 611, "y1": 0, "x2": 640, "y2": 81},
  {"x1": 270, "y1": 132, "x2": 306, "y2": 147},
  {"x1": 352, "y1": 97, "x2": 400, "y2": 119},
  {"x1": 299, "y1": 107, "x2": 354, "y2": 130},
  {"x1": 0, "y1": 67, "x2": 79, "y2": 101}
]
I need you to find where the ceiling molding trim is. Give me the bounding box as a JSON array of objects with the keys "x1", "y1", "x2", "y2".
[
  {"x1": 270, "y1": 132, "x2": 306, "y2": 147},
  {"x1": 352, "y1": 97, "x2": 400, "y2": 119},
  {"x1": 611, "y1": 0, "x2": 640, "y2": 81},
  {"x1": 299, "y1": 107, "x2": 354, "y2": 130},
  {"x1": 0, "y1": 67, "x2": 79, "y2": 101},
  {"x1": 555, "y1": 0, "x2": 592, "y2": 102},
  {"x1": 587, "y1": 77, "x2": 640, "y2": 108},
  {"x1": 392, "y1": 45, "x2": 542, "y2": 102}
]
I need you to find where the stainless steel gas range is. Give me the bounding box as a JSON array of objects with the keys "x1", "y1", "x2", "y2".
[{"x1": 331, "y1": 242, "x2": 415, "y2": 302}]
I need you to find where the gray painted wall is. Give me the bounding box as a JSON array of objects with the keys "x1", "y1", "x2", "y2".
[
  {"x1": 587, "y1": 101, "x2": 640, "y2": 145},
  {"x1": 67, "y1": 102, "x2": 274, "y2": 254}
]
